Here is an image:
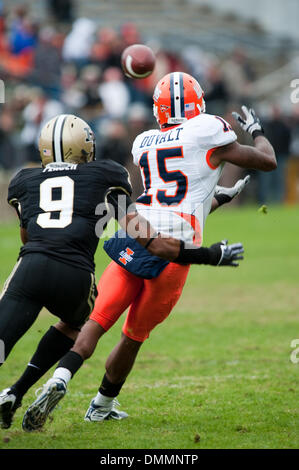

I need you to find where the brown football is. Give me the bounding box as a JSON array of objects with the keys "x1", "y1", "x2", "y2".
[{"x1": 121, "y1": 44, "x2": 155, "y2": 79}]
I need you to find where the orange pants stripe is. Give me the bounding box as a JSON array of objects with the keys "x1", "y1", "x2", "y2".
[{"x1": 90, "y1": 261, "x2": 190, "y2": 342}]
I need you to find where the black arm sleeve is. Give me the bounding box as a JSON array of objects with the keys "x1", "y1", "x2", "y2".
[
  {"x1": 106, "y1": 189, "x2": 135, "y2": 222},
  {"x1": 9, "y1": 199, "x2": 22, "y2": 223},
  {"x1": 175, "y1": 240, "x2": 221, "y2": 266},
  {"x1": 7, "y1": 170, "x2": 28, "y2": 228}
]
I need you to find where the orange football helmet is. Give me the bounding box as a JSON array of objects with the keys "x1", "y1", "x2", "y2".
[{"x1": 153, "y1": 72, "x2": 205, "y2": 127}]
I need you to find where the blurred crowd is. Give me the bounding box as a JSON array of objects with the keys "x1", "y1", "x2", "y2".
[{"x1": 0, "y1": 1, "x2": 298, "y2": 204}]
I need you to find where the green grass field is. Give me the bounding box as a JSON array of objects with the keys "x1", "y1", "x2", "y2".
[{"x1": 0, "y1": 206, "x2": 298, "y2": 449}]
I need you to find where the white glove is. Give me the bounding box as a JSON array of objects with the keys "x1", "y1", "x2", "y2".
[
  {"x1": 232, "y1": 106, "x2": 264, "y2": 136},
  {"x1": 214, "y1": 175, "x2": 250, "y2": 206}
]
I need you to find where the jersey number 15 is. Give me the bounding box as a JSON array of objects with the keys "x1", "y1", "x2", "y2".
[{"x1": 138, "y1": 147, "x2": 188, "y2": 206}]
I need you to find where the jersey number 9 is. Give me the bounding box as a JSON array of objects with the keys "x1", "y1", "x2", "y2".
[{"x1": 37, "y1": 176, "x2": 74, "y2": 229}]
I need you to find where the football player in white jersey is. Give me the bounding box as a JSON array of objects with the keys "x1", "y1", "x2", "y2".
[{"x1": 20, "y1": 72, "x2": 276, "y2": 428}]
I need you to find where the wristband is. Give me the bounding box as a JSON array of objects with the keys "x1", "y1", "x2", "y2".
[
  {"x1": 252, "y1": 129, "x2": 264, "y2": 139},
  {"x1": 214, "y1": 193, "x2": 232, "y2": 206}
]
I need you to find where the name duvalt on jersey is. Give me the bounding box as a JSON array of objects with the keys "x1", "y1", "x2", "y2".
[{"x1": 132, "y1": 113, "x2": 237, "y2": 245}]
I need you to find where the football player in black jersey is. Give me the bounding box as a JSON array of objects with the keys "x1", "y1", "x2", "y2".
[{"x1": 0, "y1": 114, "x2": 244, "y2": 430}]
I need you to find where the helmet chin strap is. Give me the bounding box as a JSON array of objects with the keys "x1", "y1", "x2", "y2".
[
  {"x1": 153, "y1": 104, "x2": 159, "y2": 123},
  {"x1": 198, "y1": 99, "x2": 206, "y2": 114},
  {"x1": 91, "y1": 139, "x2": 96, "y2": 161}
]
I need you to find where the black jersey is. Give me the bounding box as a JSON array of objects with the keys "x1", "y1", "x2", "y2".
[{"x1": 7, "y1": 160, "x2": 132, "y2": 272}]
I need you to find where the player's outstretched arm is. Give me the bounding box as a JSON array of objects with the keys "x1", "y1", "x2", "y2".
[
  {"x1": 120, "y1": 211, "x2": 244, "y2": 267},
  {"x1": 106, "y1": 189, "x2": 244, "y2": 267},
  {"x1": 210, "y1": 106, "x2": 277, "y2": 171},
  {"x1": 150, "y1": 237, "x2": 244, "y2": 267},
  {"x1": 210, "y1": 175, "x2": 250, "y2": 212}
]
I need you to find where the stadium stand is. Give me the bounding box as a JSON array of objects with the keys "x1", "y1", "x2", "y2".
[{"x1": 0, "y1": 0, "x2": 298, "y2": 222}]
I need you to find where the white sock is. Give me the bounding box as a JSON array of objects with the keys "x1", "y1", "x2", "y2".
[
  {"x1": 93, "y1": 392, "x2": 114, "y2": 406},
  {"x1": 53, "y1": 367, "x2": 72, "y2": 385}
]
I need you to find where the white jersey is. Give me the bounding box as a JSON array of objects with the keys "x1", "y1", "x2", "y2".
[{"x1": 132, "y1": 113, "x2": 237, "y2": 245}]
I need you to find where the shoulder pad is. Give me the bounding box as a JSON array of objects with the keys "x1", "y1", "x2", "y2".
[
  {"x1": 132, "y1": 129, "x2": 155, "y2": 151},
  {"x1": 90, "y1": 160, "x2": 132, "y2": 195},
  {"x1": 188, "y1": 113, "x2": 237, "y2": 149}
]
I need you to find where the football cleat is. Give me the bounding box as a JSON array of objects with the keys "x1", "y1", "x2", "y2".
[
  {"x1": 0, "y1": 388, "x2": 21, "y2": 429},
  {"x1": 153, "y1": 72, "x2": 205, "y2": 128},
  {"x1": 84, "y1": 398, "x2": 128, "y2": 422},
  {"x1": 22, "y1": 378, "x2": 66, "y2": 432}
]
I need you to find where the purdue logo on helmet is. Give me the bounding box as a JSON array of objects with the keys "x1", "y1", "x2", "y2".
[
  {"x1": 39, "y1": 114, "x2": 95, "y2": 166},
  {"x1": 153, "y1": 72, "x2": 205, "y2": 128}
]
